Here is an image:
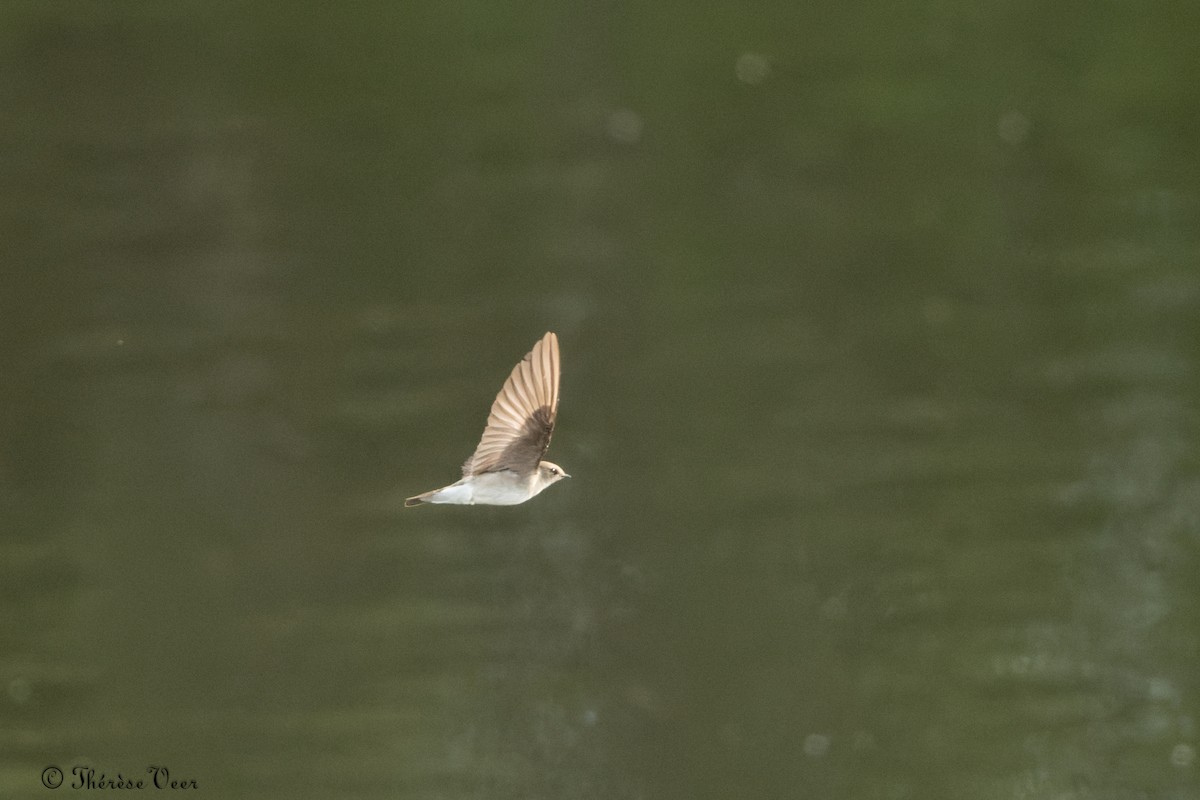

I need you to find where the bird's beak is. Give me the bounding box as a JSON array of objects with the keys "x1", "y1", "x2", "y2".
[{"x1": 562, "y1": 472, "x2": 572, "y2": 479}]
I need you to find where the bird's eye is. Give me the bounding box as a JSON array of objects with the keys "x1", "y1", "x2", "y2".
[{"x1": 550, "y1": 468, "x2": 559, "y2": 475}]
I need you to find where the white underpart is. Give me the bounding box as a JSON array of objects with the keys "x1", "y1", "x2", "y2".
[{"x1": 425, "y1": 470, "x2": 547, "y2": 506}]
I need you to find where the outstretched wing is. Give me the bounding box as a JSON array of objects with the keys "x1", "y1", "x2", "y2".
[{"x1": 462, "y1": 332, "x2": 560, "y2": 477}]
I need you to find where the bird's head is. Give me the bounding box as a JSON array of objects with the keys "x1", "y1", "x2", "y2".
[{"x1": 537, "y1": 461, "x2": 571, "y2": 487}]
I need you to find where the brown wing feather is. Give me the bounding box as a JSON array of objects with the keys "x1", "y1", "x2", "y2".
[{"x1": 462, "y1": 332, "x2": 560, "y2": 477}]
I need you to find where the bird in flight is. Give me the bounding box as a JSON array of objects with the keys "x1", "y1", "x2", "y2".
[{"x1": 405, "y1": 332, "x2": 570, "y2": 506}]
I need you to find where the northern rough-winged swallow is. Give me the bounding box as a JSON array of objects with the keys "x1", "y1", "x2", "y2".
[{"x1": 405, "y1": 332, "x2": 570, "y2": 507}]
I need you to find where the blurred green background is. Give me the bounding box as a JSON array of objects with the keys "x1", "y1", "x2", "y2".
[{"x1": 3, "y1": 2, "x2": 1199, "y2": 798}]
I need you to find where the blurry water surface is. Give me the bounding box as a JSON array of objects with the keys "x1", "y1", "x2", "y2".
[{"x1": 2, "y1": 3, "x2": 1199, "y2": 798}]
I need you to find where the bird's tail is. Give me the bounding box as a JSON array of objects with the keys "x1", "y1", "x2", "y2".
[
  {"x1": 404, "y1": 491, "x2": 435, "y2": 507},
  {"x1": 405, "y1": 480, "x2": 470, "y2": 507}
]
